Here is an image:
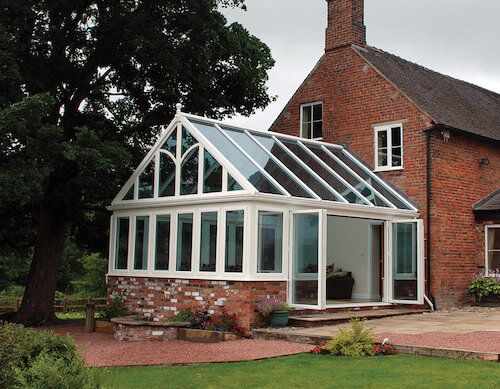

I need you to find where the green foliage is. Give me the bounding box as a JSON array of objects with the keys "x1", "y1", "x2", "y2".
[
  {"x1": 325, "y1": 318, "x2": 376, "y2": 357},
  {"x1": 71, "y1": 253, "x2": 108, "y2": 297},
  {"x1": 165, "y1": 310, "x2": 193, "y2": 322},
  {"x1": 0, "y1": 285, "x2": 25, "y2": 298},
  {"x1": 0, "y1": 253, "x2": 30, "y2": 292},
  {"x1": 466, "y1": 276, "x2": 500, "y2": 301},
  {"x1": 217, "y1": 309, "x2": 243, "y2": 336},
  {"x1": 0, "y1": 323, "x2": 100, "y2": 388},
  {"x1": 99, "y1": 294, "x2": 127, "y2": 322}
]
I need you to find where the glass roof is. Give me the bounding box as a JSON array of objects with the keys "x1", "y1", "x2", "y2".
[{"x1": 189, "y1": 117, "x2": 415, "y2": 211}]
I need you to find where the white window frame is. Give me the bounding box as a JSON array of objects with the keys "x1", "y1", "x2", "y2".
[
  {"x1": 300, "y1": 101, "x2": 323, "y2": 140},
  {"x1": 374, "y1": 123, "x2": 403, "y2": 171},
  {"x1": 485, "y1": 224, "x2": 500, "y2": 274}
]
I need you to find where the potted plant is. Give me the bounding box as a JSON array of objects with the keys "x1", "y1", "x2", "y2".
[
  {"x1": 466, "y1": 272, "x2": 500, "y2": 305},
  {"x1": 257, "y1": 298, "x2": 293, "y2": 328}
]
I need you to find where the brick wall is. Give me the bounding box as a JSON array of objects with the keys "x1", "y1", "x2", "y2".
[
  {"x1": 429, "y1": 131, "x2": 500, "y2": 306},
  {"x1": 107, "y1": 276, "x2": 287, "y2": 336}
]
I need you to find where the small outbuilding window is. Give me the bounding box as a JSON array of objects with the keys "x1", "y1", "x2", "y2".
[
  {"x1": 486, "y1": 225, "x2": 500, "y2": 272},
  {"x1": 301, "y1": 102, "x2": 323, "y2": 139},
  {"x1": 374, "y1": 123, "x2": 403, "y2": 170}
]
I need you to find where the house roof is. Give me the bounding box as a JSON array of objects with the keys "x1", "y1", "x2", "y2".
[
  {"x1": 473, "y1": 189, "x2": 500, "y2": 212},
  {"x1": 354, "y1": 46, "x2": 500, "y2": 142}
]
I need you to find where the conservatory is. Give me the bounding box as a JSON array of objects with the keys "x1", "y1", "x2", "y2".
[{"x1": 107, "y1": 108, "x2": 424, "y2": 327}]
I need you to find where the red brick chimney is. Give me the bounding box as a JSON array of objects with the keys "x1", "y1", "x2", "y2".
[{"x1": 325, "y1": 0, "x2": 366, "y2": 51}]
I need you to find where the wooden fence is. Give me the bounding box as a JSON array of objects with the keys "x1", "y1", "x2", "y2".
[{"x1": 0, "y1": 297, "x2": 107, "y2": 314}]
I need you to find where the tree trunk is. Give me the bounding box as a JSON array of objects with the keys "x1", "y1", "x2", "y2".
[{"x1": 7, "y1": 204, "x2": 67, "y2": 326}]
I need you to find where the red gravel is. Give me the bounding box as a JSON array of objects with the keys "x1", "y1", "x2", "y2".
[
  {"x1": 373, "y1": 331, "x2": 500, "y2": 354},
  {"x1": 49, "y1": 327, "x2": 313, "y2": 367}
]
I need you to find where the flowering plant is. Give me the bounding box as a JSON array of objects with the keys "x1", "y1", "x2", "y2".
[
  {"x1": 199, "y1": 320, "x2": 216, "y2": 330},
  {"x1": 257, "y1": 298, "x2": 292, "y2": 317},
  {"x1": 217, "y1": 309, "x2": 243, "y2": 336},
  {"x1": 375, "y1": 339, "x2": 393, "y2": 355},
  {"x1": 312, "y1": 343, "x2": 330, "y2": 355}
]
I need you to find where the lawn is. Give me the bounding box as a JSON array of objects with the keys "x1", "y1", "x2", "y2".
[{"x1": 100, "y1": 353, "x2": 500, "y2": 389}]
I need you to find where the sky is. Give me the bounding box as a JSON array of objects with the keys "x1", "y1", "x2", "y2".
[{"x1": 219, "y1": 0, "x2": 500, "y2": 130}]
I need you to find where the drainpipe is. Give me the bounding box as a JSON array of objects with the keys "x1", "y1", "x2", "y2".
[{"x1": 425, "y1": 129, "x2": 437, "y2": 310}]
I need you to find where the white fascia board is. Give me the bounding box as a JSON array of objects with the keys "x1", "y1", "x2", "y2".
[
  {"x1": 251, "y1": 193, "x2": 419, "y2": 219},
  {"x1": 111, "y1": 116, "x2": 180, "y2": 206},
  {"x1": 179, "y1": 116, "x2": 258, "y2": 196},
  {"x1": 108, "y1": 190, "x2": 418, "y2": 219}
]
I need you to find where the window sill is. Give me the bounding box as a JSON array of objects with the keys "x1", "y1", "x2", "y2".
[{"x1": 374, "y1": 166, "x2": 404, "y2": 173}]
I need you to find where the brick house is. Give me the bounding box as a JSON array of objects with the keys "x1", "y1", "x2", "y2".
[
  {"x1": 106, "y1": 0, "x2": 498, "y2": 335},
  {"x1": 270, "y1": 0, "x2": 500, "y2": 307}
]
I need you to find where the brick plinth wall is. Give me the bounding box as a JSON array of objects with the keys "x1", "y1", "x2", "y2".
[
  {"x1": 114, "y1": 323, "x2": 178, "y2": 342},
  {"x1": 107, "y1": 276, "x2": 287, "y2": 336}
]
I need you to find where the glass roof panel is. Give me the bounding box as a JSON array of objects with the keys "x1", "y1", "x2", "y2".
[
  {"x1": 281, "y1": 140, "x2": 368, "y2": 205},
  {"x1": 190, "y1": 120, "x2": 283, "y2": 195},
  {"x1": 249, "y1": 132, "x2": 342, "y2": 202},
  {"x1": 324, "y1": 145, "x2": 412, "y2": 210},
  {"x1": 223, "y1": 128, "x2": 314, "y2": 199},
  {"x1": 305, "y1": 144, "x2": 389, "y2": 207}
]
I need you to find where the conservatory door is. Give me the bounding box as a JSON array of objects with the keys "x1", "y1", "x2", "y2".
[
  {"x1": 388, "y1": 220, "x2": 424, "y2": 304},
  {"x1": 289, "y1": 210, "x2": 325, "y2": 308}
]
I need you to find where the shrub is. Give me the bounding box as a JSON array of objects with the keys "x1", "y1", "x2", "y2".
[
  {"x1": 189, "y1": 308, "x2": 213, "y2": 329},
  {"x1": 99, "y1": 294, "x2": 127, "y2": 322},
  {"x1": 466, "y1": 274, "x2": 500, "y2": 302},
  {"x1": 0, "y1": 322, "x2": 100, "y2": 388},
  {"x1": 324, "y1": 318, "x2": 376, "y2": 357},
  {"x1": 165, "y1": 310, "x2": 193, "y2": 322}
]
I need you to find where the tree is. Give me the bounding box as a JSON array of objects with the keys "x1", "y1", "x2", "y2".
[{"x1": 0, "y1": 0, "x2": 274, "y2": 325}]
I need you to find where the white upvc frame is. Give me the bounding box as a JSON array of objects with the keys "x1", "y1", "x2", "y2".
[
  {"x1": 288, "y1": 208, "x2": 326, "y2": 310},
  {"x1": 300, "y1": 101, "x2": 323, "y2": 140},
  {"x1": 374, "y1": 122, "x2": 403, "y2": 171},
  {"x1": 252, "y1": 204, "x2": 290, "y2": 280},
  {"x1": 387, "y1": 219, "x2": 424, "y2": 305},
  {"x1": 485, "y1": 224, "x2": 500, "y2": 274}
]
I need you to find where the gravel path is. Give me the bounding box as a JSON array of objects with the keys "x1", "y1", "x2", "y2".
[
  {"x1": 50, "y1": 327, "x2": 313, "y2": 367},
  {"x1": 373, "y1": 331, "x2": 500, "y2": 353}
]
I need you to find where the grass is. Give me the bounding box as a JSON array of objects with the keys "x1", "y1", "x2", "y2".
[{"x1": 100, "y1": 353, "x2": 500, "y2": 389}]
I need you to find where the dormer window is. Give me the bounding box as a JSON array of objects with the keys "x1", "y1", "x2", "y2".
[
  {"x1": 374, "y1": 123, "x2": 403, "y2": 171},
  {"x1": 301, "y1": 102, "x2": 322, "y2": 139}
]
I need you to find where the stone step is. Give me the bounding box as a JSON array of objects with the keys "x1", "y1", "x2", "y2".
[{"x1": 288, "y1": 308, "x2": 428, "y2": 328}]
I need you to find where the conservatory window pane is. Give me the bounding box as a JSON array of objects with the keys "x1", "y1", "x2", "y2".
[
  {"x1": 138, "y1": 158, "x2": 155, "y2": 199},
  {"x1": 155, "y1": 215, "x2": 170, "y2": 270},
  {"x1": 203, "y1": 150, "x2": 222, "y2": 193},
  {"x1": 122, "y1": 185, "x2": 134, "y2": 200},
  {"x1": 306, "y1": 144, "x2": 382, "y2": 205},
  {"x1": 180, "y1": 147, "x2": 198, "y2": 195},
  {"x1": 253, "y1": 134, "x2": 339, "y2": 201},
  {"x1": 487, "y1": 227, "x2": 500, "y2": 271},
  {"x1": 225, "y1": 210, "x2": 244, "y2": 273},
  {"x1": 161, "y1": 128, "x2": 177, "y2": 156},
  {"x1": 392, "y1": 222, "x2": 417, "y2": 300},
  {"x1": 200, "y1": 212, "x2": 217, "y2": 272},
  {"x1": 181, "y1": 126, "x2": 196, "y2": 155},
  {"x1": 134, "y1": 216, "x2": 149, "y2": 270},
  {"x1": 257, "y1": 212, "x2": 283, "y2": 273},
  {"x1": 115, "y1": 217, "x2": 129, "y2": 270},
  {"x1": 224, "y1": 129, "x2": 313, "y2": 198},
  {"x1": 332, "y1": 148, "x2": 411, "y2": 209},
  {"x1": 283, "y1": 141, "x2": 367, "y2": 204},
  {"x1": 191, "y1": 120, "x2": 283, "y2": 195},
  {"x1": 228, "y1": 174, "x2": 243, "y2": 191},
  {"x1": 159, "y1": 153, "x2": 175, "y2": 197},
  {"x1": 176, "y1": 213, "x2": 193, "y2": 271}
]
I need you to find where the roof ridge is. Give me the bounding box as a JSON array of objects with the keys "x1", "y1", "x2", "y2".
[{"x1": 364, "y1": 45, "x2": 500, "y2": 97}]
